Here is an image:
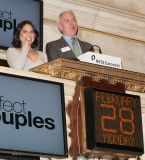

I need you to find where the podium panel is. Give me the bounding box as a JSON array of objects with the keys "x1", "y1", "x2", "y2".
[
  {"x1": 31, "y1": 58, "x2": 145, "y2": 93},
  {"x1": 31, "y1": 58, "x2": 145, "y2": 159}
]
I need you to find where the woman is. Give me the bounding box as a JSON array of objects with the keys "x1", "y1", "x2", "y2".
[{"x1": 7, "y1": 20, "x2": 47, "y2": 71}]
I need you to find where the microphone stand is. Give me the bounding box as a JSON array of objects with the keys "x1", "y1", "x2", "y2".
[{"x1": 93, "y1": 45, "x2": 102, "y2": 54}]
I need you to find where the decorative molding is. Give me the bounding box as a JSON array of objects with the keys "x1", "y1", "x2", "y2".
[
  {"x1": 43, "y1": 0, "x2": 145, "y2": 42},
  {"x1": 31, "y1": 58, "x2": 145, "y2": 93},
  {"x1": 68, "y1": 0, "x2": 145, "y2": 18}
]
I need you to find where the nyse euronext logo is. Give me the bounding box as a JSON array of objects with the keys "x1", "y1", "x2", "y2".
[
  {"x1": 0, "y1": 10, "x2": 17, "y2": 31},
  {"x1": 0, "y1": 96, "x2": 55, "y2": 130}
]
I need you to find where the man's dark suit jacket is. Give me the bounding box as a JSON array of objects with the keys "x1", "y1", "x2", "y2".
[{"x1": 45, "y1": 37, "x2": 94, "y2": 61}]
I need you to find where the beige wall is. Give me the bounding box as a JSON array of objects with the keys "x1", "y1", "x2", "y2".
[
  {"x1": 89, "y1": 0, "x2": 145, "y2": 15},
  {"x1": 43, "y1": 0, "x2": 145, "y2": 74}
]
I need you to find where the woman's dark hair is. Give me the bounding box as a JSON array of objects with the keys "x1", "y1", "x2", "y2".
[{"x1": 12, "y1": 20, "x2": 39, "y2": 48}]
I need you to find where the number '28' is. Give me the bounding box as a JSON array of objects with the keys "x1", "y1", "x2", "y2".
[{"x1": 100, "y1": 104, "x2": 135, "y2": 136}]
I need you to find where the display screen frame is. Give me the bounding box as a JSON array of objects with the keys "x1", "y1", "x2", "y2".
[
  {"x1": 0, "y1": 71, "x2": 68, "y2": 158},
  {"x1": 0, "y1": 0, "x2": 43, "y2": 51},
  {"x1": 84, "y1": 87, "x2": 144, "y2": 155}
]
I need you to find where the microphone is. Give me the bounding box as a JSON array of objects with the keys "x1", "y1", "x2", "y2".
[{"x1": 92, "y1": 45, "x2": 102, "y2": 54}]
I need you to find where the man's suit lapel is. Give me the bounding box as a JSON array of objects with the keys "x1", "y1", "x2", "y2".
[
  {"x1": 78, "y1": 39, "x2": 92, "y2": 54},
  {"x1": 59, "y1": 37, "x2": 69, "y2": 48},
  {"x1": 78, "y1": 40, "x2": 86, "y2": 54},
  {"x1": 58, "y1": 37, "x2": 76, "y2": 58}
]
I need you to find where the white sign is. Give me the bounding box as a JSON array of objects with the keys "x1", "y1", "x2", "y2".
[
  {"x1": 78, "y1": 52, "x2": 122, "y2": 69},
  {"x1": 0, "y1": 73, "x2": 67, "y2": 158}
]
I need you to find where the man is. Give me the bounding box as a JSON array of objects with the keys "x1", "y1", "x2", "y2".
[{"x1": 46, "y1": 10, "x2": 94, "y2": 61}]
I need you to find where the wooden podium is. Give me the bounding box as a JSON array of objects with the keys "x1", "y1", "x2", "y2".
[
  {"x1": 31, "y1": 58, "x2": 145, "y2": 93},
  {"x1": 31, "y1": 58, "x2": 145, "y2": 160}
]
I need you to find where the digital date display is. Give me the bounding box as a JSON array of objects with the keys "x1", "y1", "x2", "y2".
[{"x1": 84, "y1": 88, "x2": 144, "y2": 155}]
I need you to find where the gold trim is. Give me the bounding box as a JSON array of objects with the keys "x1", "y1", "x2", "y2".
[{"x1": 31, "y1": 58, "x2": 145, "y2": 93}]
